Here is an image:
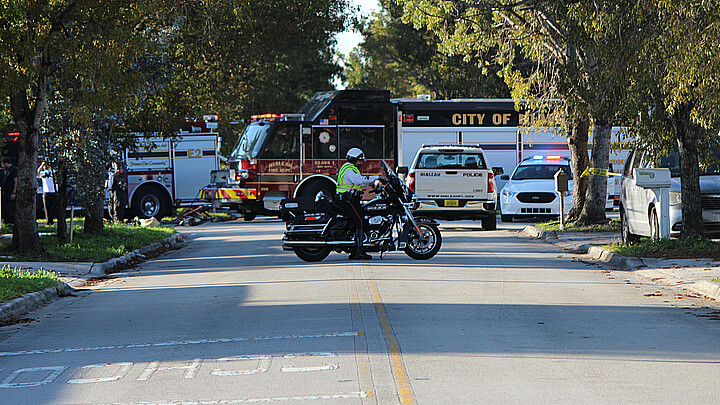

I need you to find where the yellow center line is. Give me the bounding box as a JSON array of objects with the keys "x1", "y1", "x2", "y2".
[
  {"x1": 365, "y1": 265, "x2": 416, "y2": 404},
  {"x1": 348, "y1": 268, "x2": 374, "y2": 401}
]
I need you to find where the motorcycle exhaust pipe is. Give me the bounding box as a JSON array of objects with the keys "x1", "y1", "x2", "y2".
[{"x1": 282, "y1": 239, "x2": 355, "y2": 247}]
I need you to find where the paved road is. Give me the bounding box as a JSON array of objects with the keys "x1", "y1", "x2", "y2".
[{"x1": 2, "y1": 218, "x2": 720, "y2": 404}]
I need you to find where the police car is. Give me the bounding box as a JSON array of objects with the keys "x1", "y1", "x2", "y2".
[
  {"x1": 499, "y1": 155, "x2": 573, "y2": 222},
  {"x1": 405, "y1": 145, "x2": 498, "y2": 230}
]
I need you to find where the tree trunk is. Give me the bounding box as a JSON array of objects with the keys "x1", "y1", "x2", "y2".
[
  {"x1": 55, "y1": 162, "x2": 68, "y2": 241},
  {"x1": 8, "y1": 88, "x2": 46, "y2": 254},
  {"x1": 83, "y1": 199, "x2": 104, "y2": 234},
  {"x1": 672, "y1": 102, "x2": 703, "y2": 239},
  {"x1": 566, "y1": 115, "x2": 590, "y2": 221},
  {"x1": 576, "y1": 118, "x2": 611, "y2": 225}
]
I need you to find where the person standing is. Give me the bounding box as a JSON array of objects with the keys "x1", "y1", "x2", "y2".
[
  {"x1": 107, "y1": 161, "x2": 127, "y2": 223},
  {"x1": 1, "y1": 158, "x2": 18, "y2": 225},
  {"x1": 37, "y1": 160, "x2": 58, "y2": 225}
]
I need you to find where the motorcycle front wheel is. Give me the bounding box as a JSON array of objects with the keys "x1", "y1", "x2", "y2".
[
  {"x1": 293, "y1": 246, "x2": 331, "y2": 262},
  {"x1": 404, "y1": 223, "x2": 442, "y2": 260}
]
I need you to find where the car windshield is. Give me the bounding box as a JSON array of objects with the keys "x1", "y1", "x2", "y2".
[
  {"x1": 512, "y1": 164, "x2": 573, "y2": 180},
  {"x1": 655, "y1": 150, "x2": 720, "y2": 177},
  {"x1": 416, "y1": 152, "x2": 487, "y2": 170},
  {"x1": 231, "y1": 123, "x2": 271, "y2": 159}
]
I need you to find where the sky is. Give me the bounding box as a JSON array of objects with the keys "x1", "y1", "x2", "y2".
[
  {"x1": 334, "y1": 0, "x2": 381, "y2": 88},
  {"x1": 336, "y1": 0, "x2": 381, "y2": 58}
]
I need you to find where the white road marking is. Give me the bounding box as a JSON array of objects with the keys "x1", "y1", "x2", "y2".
[
  {"x1": 137, "y1": 359, "x2": 202, "y2": 381},
  {"x1": 0, "y1": 332, "x2": 359, "y2": 357},
  {"x1": 67, "y1": 362, "x2": 133, "y2": 384},
  {"x1": 211, "y1": 355, "x2": 271, "y2": 376},
  {"x1": 280, "y1": 352, "x2": 339, "y2": 373},
  {"x1": 0, "y1": 366, "x2": 67, "y2": 388},
  {"x1": 100, "y1": 392, "x2": 370, "y2": 404}
]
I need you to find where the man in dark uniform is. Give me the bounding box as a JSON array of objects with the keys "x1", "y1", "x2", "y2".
[
  {"x1": 1, "y1": 158, "x2": 18, "y2": 224},
  {"x1": 108, "y1": 161, "x2": 127, "y2": 223}
]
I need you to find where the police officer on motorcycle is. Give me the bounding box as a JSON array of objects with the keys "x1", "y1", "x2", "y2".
[{"x1": 336, "y1": 148, "x2": 382, "y2": 260}]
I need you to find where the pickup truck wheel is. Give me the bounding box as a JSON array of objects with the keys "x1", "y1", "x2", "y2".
[
  {"x1": 482, "y1": 214, "x2": 497, "y2": 230},
  {"x1": 501, "y1": 214, "x2": 513, "y2": 223}
]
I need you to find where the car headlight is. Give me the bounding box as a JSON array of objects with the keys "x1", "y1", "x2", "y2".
[
  {"x1": 669, "y1": 191, "x2": 682, "y2": 206},
  {"x1": 501, "y1": 188, "x2": 516, "y2": 198},
  {"x1": 564, "y1": 191, "x2": 572, "y2": 197}
]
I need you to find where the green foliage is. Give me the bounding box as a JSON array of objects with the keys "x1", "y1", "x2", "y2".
[
  {"x1": 607, "y1": 236, "x2": 720, "y2": 259},
  {"x1": 0, "y1": 265, "x2": 59, "y2": 303},
  {"x1": 537, "y1": 218, "x2": 620, "y2": 233},
  {"x1": 2, "y1": 221, "x2": 176, "y2": 263},
  {"x1": 344, "y1": 2, "x2": 509, "y2": 98}
]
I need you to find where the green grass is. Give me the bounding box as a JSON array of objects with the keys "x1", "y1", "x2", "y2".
[
  {"x1": 2, "y1": 221, "x2": 176, "y2": 263},
  {"x1": 0, "y1": 265, "x2": 59, "y2": 302},
  {"x1": 606, "y1": 236, "x2": 720, "y2": 259},
  {"x1": 536, "y1": 218, "x2": 620, "y2": 233}
]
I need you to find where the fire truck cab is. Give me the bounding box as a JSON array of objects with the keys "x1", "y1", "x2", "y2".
[{"x1": 201, "y1": 90, "x2": 396, "y2": 220}]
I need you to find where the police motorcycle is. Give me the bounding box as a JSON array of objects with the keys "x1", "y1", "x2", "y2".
[{"x1": 281, "y1": 160, "x2": 442, "y2": 262}]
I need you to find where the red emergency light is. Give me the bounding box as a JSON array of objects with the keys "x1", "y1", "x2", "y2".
[
  {"x1": 545, "y1": 155, "x2": 563, "y2": 160},
  {"x1": 250, "y1": 113, "x2": 283, "y2": 122},
  {"x1": 6, "y1": 132, "x2": 19, "y2": 141},
  {"x1": 403, "y1": 114, "x2": 414, "y2": 123}
]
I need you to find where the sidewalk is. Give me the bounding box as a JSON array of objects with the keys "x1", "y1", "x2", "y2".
[{"x1": 521, "y1": 225, "x2": 720, "y2": 302}]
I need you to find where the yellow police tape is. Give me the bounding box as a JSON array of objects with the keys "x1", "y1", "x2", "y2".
[{"x1": 581, "y1": 167, "x2": 622, "y2": 177}]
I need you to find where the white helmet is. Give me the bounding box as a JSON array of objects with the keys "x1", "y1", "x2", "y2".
[{"x1": 346, "y1": 147, "x2": 365, "y2": 163}]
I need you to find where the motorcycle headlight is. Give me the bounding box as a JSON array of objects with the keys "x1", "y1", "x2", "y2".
[
  {"x1": 669, "y1": 191, "x2": 682, "y2": 206},
  {"x1": 501, "y1": 188, "x2": 516, "y2": 198}
]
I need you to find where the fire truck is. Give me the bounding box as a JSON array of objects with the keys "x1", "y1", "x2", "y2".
[
  {"x1": 124, "y1": 116, "x2": 221, "y2": 218},
  {"x1": 200, "y1": 91, "x2": 626, "y2": 219}
]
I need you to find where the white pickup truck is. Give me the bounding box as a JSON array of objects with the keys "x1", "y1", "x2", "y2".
[{"x1": 404, "y1": 145, "x2": 498, "y2": 230}]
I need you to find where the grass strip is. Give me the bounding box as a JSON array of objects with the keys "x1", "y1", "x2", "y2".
[
  {"x1": 2, "y1": 221, "x2": 176, "y2": 263},
  {"x1": 606, "y1": 236, "x2": 720, "y2": 259},
  {"x1": 536, "y1": 218, "x2": 620, "y2": 233},
  {"x1": 0, "y1": 265, "x2": 59, "y2": 303}
]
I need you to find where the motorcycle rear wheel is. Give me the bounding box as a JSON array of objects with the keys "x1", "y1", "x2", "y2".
[
  {"x1": 293, "y1": 246, "x2": 331, "y2": 262},
  {"x1": 404, "y1": 223, "x2": 442, "y2": 260}
]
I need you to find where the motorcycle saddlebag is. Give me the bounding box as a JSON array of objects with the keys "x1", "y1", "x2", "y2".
[{"x1": 279, "y1": 197, "x2": 315, "y2": 221}]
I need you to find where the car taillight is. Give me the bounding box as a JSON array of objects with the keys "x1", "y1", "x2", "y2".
[
  {"x1": 408, "y1": 172, "x2": 415, "y2": 192},
  {"x1": 488, "y1": 172, "x2": 495, "y2": 193}
]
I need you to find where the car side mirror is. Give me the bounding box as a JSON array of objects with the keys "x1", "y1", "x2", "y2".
[
  {"x1": 492, "y1": 167, "x2": 504, "y2": 176},
  {"x1": 499, "y1": 174, "x2": 510, "y2": 181},
  {"x1": 396, "y1": 166, "x2": 409, "y2": 176}
]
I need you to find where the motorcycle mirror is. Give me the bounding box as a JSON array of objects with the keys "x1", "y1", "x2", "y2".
[{"x1": 396, "y1": 166, "x2": 409, "y2": 176}]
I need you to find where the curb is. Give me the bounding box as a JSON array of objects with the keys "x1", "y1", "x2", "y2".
[
  {"x1": 0, "y1": 282, "x2": 74, "y2": 324},
  {"x1": 690, "y1": 280, "x2": 720, "y2": 301},
  {"x1": 89, "y1": 232, "x2": 184, "y2": 276},
  {"x1": 521, "y1": 225, "x2": 643, "y2": 270},
  {"x1": 521, "y1": 225, "x2": 557, "y2": 240},
  {"x1": 0, "y1": 231, "x2": 184, "y2": 325}
]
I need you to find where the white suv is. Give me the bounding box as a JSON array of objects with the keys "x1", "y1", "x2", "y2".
[
  {"x1": 499, "y1": 156, "x2": 573, "y2": 222},
  {"x1": 405, "y1": 145, "x2": 498, "y2": 230}
]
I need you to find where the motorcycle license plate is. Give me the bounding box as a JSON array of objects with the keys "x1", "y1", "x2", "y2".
[{"x1": 445, "y1": 199, "x2": 459, "y2": 207}]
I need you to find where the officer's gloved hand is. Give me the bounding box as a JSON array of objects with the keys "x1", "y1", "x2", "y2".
[{"x1": 379, "y1": 177, "x2": 388, "y2": 185}]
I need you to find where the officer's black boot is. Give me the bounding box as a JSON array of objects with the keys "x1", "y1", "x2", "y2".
[{"x1": 349, "y1": 228, "x2": 371, "y2": 260}]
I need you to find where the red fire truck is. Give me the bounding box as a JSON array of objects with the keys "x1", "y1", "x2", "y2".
[{"x1": 200, "y1": 90, "x2": 396, "y2": 220}]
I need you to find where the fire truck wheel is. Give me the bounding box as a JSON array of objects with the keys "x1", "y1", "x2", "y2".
[
  {"x1": 243, "y1": 212, "x2": 256, "y2": 221},
  {"x1": 298, "y1": 179, "x2": 335, "y2": 201},
  {"x1": 132, "y1": 186, "x2": 170, "y2": 219}
]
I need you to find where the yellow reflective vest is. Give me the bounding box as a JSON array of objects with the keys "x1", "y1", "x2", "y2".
[{"x1": 336, "y1": 162, "x2": 362, "y2": 193}]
